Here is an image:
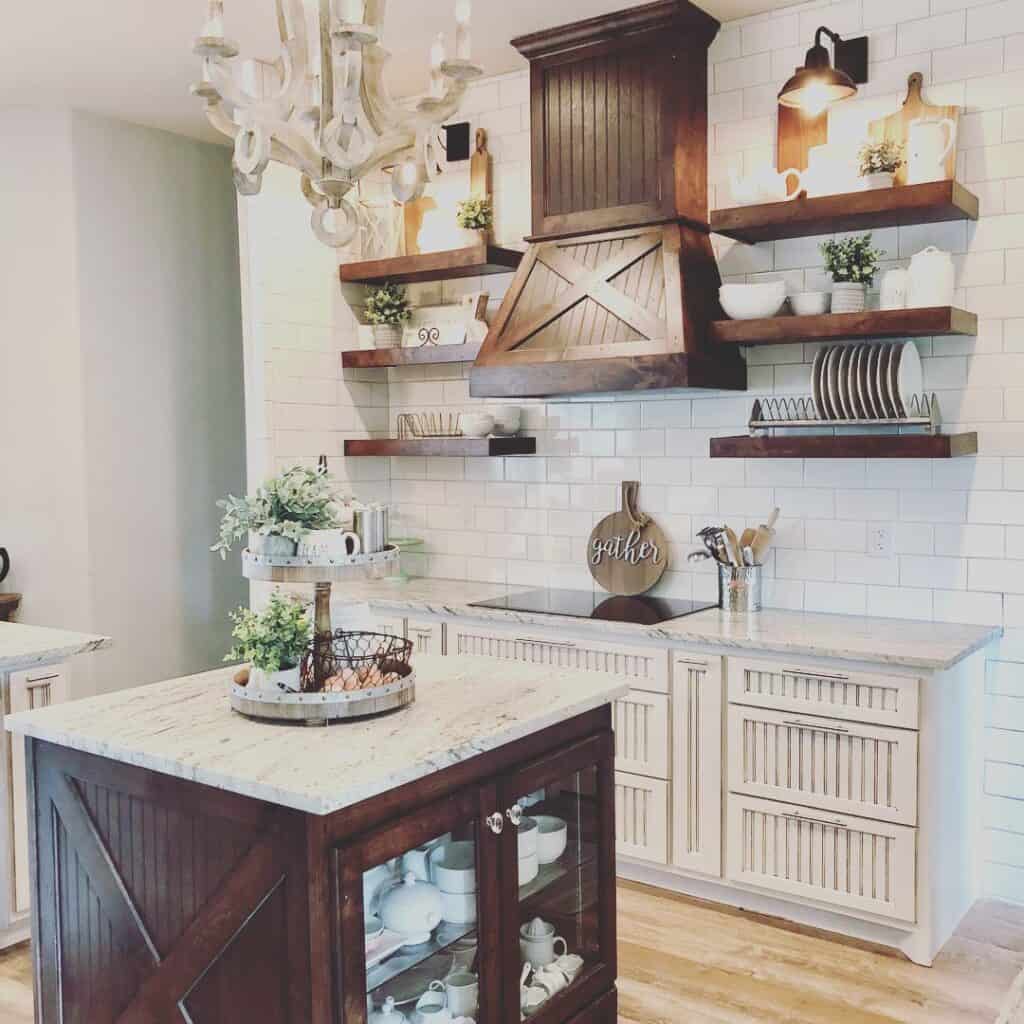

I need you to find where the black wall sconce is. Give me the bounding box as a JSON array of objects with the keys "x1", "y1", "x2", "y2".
[{"x1": 778, "y1": 26, "x2": 869, "y2": 117}]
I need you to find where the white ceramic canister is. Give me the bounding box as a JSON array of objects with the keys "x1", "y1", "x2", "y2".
[
  {"x1": 907, "y1": 118, "x2": 957, "y2": 185},
  {"x1": 907, "y1": 247, "x2": 955, "y2": 308},
  {"x1": 880, "y1": 268, "x2": 910, "y2": 311}
]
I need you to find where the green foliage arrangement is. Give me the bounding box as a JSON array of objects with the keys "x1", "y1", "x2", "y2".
[
  {"x1": 225, "y1": 591, "x2": 312, "y2": 672},
  {"x1": 456, "y1": 196, "x2": 493, "y2": 230},
  {"x1": 820, "y1": 234, "x2": 886, "y2": 286},
  {"x1": 364, "y1": 282, "x2": 412, "y2": 326},
  {"x1": 212, "y1": 465, "x2": 343, "y2": 558},
  {"x1": 858, "y1": 140, "x2": 904, "y2": 176}
]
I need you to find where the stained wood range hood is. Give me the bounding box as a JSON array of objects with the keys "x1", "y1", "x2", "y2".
[{"x1": 471, "y1": 0, "x2": 746, "y2": 398}]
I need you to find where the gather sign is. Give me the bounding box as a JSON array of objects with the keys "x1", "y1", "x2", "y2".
[{"x1": 588, "y1": 482, "x2": 670, "y2": 596}]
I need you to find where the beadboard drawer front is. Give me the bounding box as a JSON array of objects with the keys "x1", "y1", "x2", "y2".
[
  {"x1": 728, "y1": 706, "x2": 918, "y2": 826},
  {"x1": 726, "y1": 794, "x2": 916, "y2": 923},
  {"x1": 614, "y1": 690, "x2": 670, "y2": 780},
  {"x1": 672, "y1": 654, "x2": 724, "y2": 877},
  {"x1": 615, "y1": 771, "x2": 669, "y2": 865},
  {"x1": 727, "y1": 657, "x2": 919, "y2": 729},
  {"x1": 451, "y1": 625, "x2": 670, "y2": 693}
]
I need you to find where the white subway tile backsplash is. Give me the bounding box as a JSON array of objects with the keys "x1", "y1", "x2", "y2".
[{"x1": 897, "y1": 11, "x2": 965, "y2": 55}]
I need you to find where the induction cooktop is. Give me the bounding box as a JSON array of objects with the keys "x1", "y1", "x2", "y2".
[{"x1": 469, "y1": 588, "x2": 716, "y2": 626}]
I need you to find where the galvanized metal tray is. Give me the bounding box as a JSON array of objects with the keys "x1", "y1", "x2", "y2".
[
  {"x1": 230, "y1": 670, "x2": 416, "y2": 725},
  {"x1": 241, "y1": 546, "x2": 400, "y2": 583}
]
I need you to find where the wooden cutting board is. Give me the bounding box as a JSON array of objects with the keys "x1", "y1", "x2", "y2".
[
  {"x1": 868, "y1": 72, "x2": 960, "y2": 186},
  {"x1": 588, "y1": 482, "x2": 669, "y2": 596}
]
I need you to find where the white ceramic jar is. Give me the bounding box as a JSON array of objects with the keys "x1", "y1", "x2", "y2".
[
  {"x1": 907, "y1": 247, "x2": 955, "y2": 308},
  {"x1": 880, "y1": 268, "x2": 910, "y2": 311}
]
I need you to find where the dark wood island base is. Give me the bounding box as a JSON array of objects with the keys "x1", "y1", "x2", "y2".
[{"x1": 25, "y1": 705, "x2": 618, "y2": 1024}]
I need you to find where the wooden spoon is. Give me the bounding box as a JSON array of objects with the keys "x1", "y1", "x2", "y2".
[
  {"x1": 749, "y1": 508, "x2": 780, "y2": 564},
  {"x1": 723, "y1": 527, "x2": 743, "y2": 567}
]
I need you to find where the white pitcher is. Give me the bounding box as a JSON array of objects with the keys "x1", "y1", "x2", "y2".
[
  {"x1": 907, "y1": 247, "x2": 955, "y2": 308},
  {"x1": 907, "y1": 118, "x2": 956, "y2": 185}
]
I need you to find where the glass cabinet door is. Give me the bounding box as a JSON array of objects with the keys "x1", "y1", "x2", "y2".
[
  {"x1": 498, "y1": 733, "x2": 616, "y2": 1024},
  {"x1": 334, "y1": 783, "x2": 500, "y2": 1024}
]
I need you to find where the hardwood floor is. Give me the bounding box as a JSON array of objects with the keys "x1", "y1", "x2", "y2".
[{"x1": 1, "y1": 884, "x2": 1022, "y2": 1023}]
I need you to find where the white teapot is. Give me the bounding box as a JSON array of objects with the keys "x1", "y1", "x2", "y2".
[
  {"x1": 907, "y1": 118, "x2": 956, "y2": 185},
  {"x1": 907, "y1": 247, "x2": 955, "y2": 308},
  {"x1": 729, "y1": 165, "x2": 802, "y2": 206},
  {"x1": 379, "y1": 871, "x2": 442, "y2": 946}
]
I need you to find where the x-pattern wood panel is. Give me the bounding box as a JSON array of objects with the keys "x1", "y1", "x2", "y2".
[
  {"x1": 496, "y1": 233, "x2": 665, "y2": 353},
  {"x1": 40, "y1": 763, "x2": 287, "y2": 1024}
]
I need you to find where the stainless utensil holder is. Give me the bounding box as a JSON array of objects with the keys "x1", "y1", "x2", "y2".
[
  {"x1": 718, "y1": 564, "x2": 762, "y2": 614},
  {"x1": 353, "y1": 505, "x2": 389, "y2": 554}
]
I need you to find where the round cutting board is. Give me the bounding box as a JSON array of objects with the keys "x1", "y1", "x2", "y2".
[{"x1": 588, "y1": 482, "x2": 669, "y2": 596}]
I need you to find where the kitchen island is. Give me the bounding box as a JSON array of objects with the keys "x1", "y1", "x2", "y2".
[{"x1": 6, "y1": 653, "x2": 626, "y2": 1024}]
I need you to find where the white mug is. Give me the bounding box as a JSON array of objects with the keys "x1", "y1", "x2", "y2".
[
  {"x1": 519, "y1": 933, "x2": 568, "y2": 968},
  {"x1": 444, "y1": 971, "x2": 478, "y2": 1016},
  {"x1": 297, "y1": 528, "x2": 361, "y2": 560},
  {"x1": 907, "y1": 117, "x2": 956, "y2": 185},
  {"x1": 413, "y1": 982, "x2": 449, "y2": 1024}
]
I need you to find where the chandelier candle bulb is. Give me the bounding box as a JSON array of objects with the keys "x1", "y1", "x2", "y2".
[
  {"x1": 339, "y1": 0, "x2": 366, "y2": 25},
  {"x1": 455, "y1": 0, "x2": 472, "y2": 61},
  {"x1": 430, "y1": 33, "x2": 446, "y2": 98}
]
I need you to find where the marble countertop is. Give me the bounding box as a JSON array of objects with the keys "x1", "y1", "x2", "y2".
[
  {"x1": 0, "y1": 622, "x2": 111, "y2": 673},
  {"x1": 5, "y1": 654, "x2": 627, "y2": 816},
  {"x1": 331, "y1": 578, "x2": 1000, "y2": 671}
]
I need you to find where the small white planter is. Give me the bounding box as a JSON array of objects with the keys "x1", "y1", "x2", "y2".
[
  {"x1": 249, "y1": 532, "x2": 298, "y2": 557},
  {"x1": 249, "y1": 665, "x2": 301, "y2": 694},
  {"x1": 372, "y1": 324, "x2": 404, "y2": 348},
  {"x1": 861, "y1": 171, "x2": 895, "y2": 190},
  {"x1": 831, "y1": 282, "x2": 867, "y2": 314}
]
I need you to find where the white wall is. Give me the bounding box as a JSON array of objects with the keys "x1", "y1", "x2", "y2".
[
  {"x1": 238, "y1": 2, "x2": 1024, "y2": 902},
  {"x1": 0, "y1": 109, "x2": 247, "y2": 694}
]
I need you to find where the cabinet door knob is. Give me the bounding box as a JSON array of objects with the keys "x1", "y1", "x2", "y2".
[
  {"x1": 506, "y1": 805, "x2": 523, "y2": 827},
  {"x1": 485, "y1": 812, "x2": 504, "y2": 835}
]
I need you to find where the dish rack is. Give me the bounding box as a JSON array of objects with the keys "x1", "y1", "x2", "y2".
[
  {"x1": 397, "y1": 412, "x2": 462, "y2": 439},
  {"x1": 748, "y1": 393, "x2": 941, "y2": 436}
]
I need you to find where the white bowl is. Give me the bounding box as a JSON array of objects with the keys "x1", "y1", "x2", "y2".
[
  {"x1": 533, "y1": 815, "x2": 568, "y2": 865},
  {"x1": 790, "y1": 291, "x2": 831, "y2": 316},
  {"x1": 430, "y1": 841, "x2": 476, "y2": 894},
  {"x1": 719, "y1": 282, "x2": 787, "y2": 320},
  {"x1": 519, "y1": 851, "x2": 539, "y2": 886},
  {"x1": 461, "y1": 412, "x2": 494, "y2": 438},
  {"x1": 518, "y1": 816, "x2": 538, "y2": 859},
  {"x1": 439, "y1": 888, "x2": 477, "y2": 925},
  {"x1": 492, "y1": 406, "x2": 522, "y2": 436}
]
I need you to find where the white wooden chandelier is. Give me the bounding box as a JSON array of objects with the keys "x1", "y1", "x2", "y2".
[{"x1": 191, "y1": 0, "x2": 481, "y2": 247}]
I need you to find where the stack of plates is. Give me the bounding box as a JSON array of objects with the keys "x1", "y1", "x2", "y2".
[{"x1": 811, "y1": 341, "x2": 923, "y2": 422}]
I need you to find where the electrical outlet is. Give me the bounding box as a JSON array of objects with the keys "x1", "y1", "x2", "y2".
[{"x1": 868, "y1": 525, "x2": 894, "y2": 558}]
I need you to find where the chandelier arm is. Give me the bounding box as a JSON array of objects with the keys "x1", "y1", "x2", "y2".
[{"x1": 359, "y1": 44, "x2": 410, "y2": 136}]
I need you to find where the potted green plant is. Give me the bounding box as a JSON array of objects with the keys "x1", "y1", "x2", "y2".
[
  {"x1": 225, "y1": 591, "x2": 312, "y2": 694},
  {"x1": 857, "y1": 140, "x2": 904, "y2": 191},
  {"x1": 820, "y1": 234, "x2": 886, "y2": 314},
  {"x1": 212, "y1": 465, "x2": 343, "y2": 559},
  {"x1": 455, "y1": 196, "x2": 493, "y2": 244},
  {"x1": 364, "y1": 281, "x2": 411, "y2": 348}
]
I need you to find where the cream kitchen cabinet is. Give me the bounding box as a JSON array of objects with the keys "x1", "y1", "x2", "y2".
[
  {"x1": 407, "y1": 618, "x2": 443, "y2": 655},
  {"x1": 672, "y1": 654, "x2": 723, "y2": 878}
]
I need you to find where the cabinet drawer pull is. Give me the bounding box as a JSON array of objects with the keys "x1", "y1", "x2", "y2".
[
  {"x1": 485, "y1": 812, "x2": 504, "y2": 835},
  {"x1": 782, "y1": 811, "x2": 848, "y2": 829},
  {"x1": 782, "y1": 668, "x2": 849, "y2": 682},
  {"x1": 782, "y1": 718, "x2": 849, "y2": 734},
  {"x1": 506, "y1": 805, "x2": 523, "y2": 827},
  {"x1": 515, "y1": 638, "x2": 576, "y2": 648}
]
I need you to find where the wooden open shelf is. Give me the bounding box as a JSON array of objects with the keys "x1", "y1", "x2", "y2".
[
  {"x1": 339, "y1": 243, "x2": 523, "y2": 286},
  {"x1": 710, "y1": 433, "x2": 979, "y2": 459},
  {"x1": 344, "y1": 437, "x2": 536, "y2": 457},
  {"x1": 711, "y1": 306, "x2": 976, "y2": 347},
  {"x1": 342, "y1": 342, "x2": 482, "y2": 369},
  {"x1": 710, "y1": 181, "x2": 979, "y2": 244}
]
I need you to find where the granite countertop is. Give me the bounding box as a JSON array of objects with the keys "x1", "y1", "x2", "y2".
[
  {"x1": 0, "y1": 621, "x2": 111, "y2": 672},
  {"x1": 4, "y1": 653, "x2": 627, "y2": 816},
  {"x1": 330, "y1": 578, "x2": 1000, "y2": 672}
]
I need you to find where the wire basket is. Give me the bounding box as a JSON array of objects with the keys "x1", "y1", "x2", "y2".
[{"x1": 301, "y1": 630, "x2": 413, "y2": 694}]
